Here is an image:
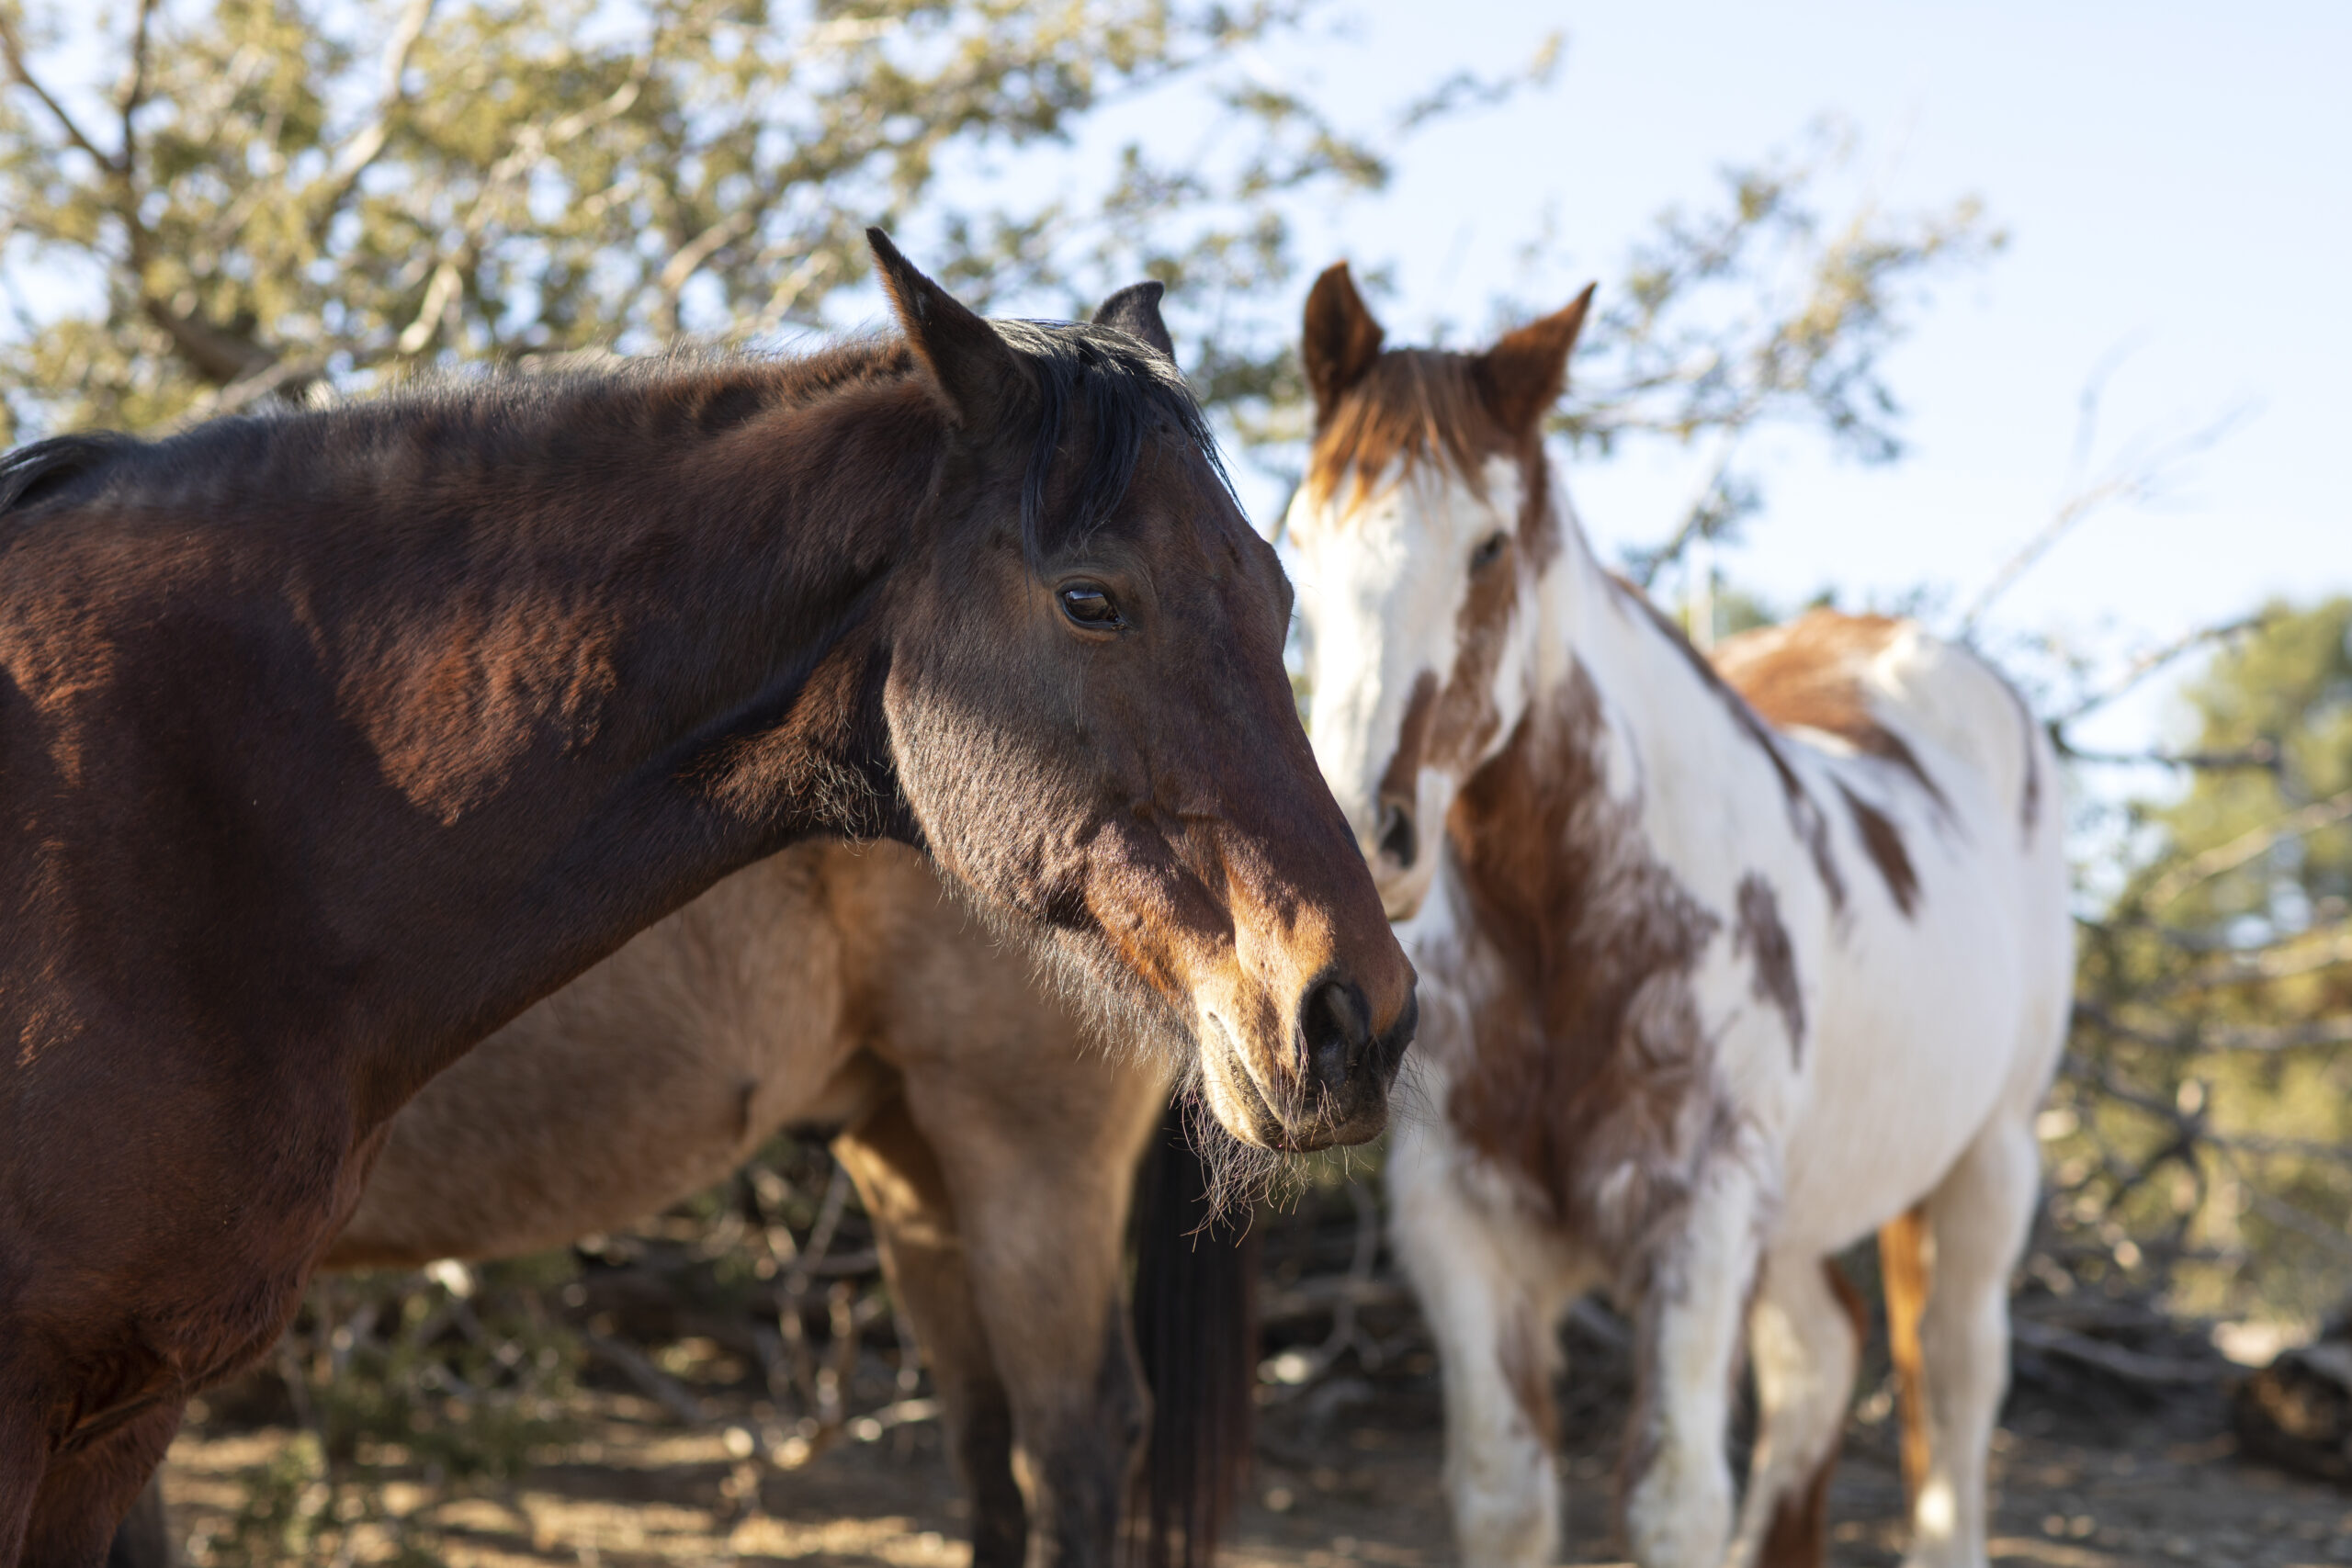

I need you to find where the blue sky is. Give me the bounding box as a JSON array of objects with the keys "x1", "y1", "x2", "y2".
[{"x1": 1228, "y1": 0, "x2": 2351, "y2": 761}]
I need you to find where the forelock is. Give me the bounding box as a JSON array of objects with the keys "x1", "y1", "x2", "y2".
[
  {"x1": 992, "y1": 319, "x2": 1235, "y2": 563},
  {"x1": 1305, "y1": 349, "x2": 1519, "y2": 517}
]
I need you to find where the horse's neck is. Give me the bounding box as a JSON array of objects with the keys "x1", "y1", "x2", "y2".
[
  {"x1": 1534, "y1": 505, "x2": 1740, "y2": 829},
  {"x1": 1460, "y1": 488, "x2": 1761, "y2": 929},
  {"x1": 317, "y1": 379, "x2": 939, "y2": 1116}
]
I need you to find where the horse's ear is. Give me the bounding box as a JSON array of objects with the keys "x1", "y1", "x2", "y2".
[
  {"x1": 1301, "y1": 262, "x2": 1385, "y2": 427},
  {"x1": 1474, "y1": 284, "x2": 1595, "y2": 436},
  {"x1": 1094, "y1": 281, "x2": 1176, "y2": 361},
  {"x1": 868, "y1": 227, "x2": 1026, "y2": 426}
]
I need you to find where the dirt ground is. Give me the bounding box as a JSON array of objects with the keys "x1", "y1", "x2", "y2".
[{"x1": 161, "y1": 1354, "x2": 2352, "y2": 1567}]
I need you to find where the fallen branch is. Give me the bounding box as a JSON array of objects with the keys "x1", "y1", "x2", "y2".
[{"x1": 2009, "y1": 1318, "x2": 2226, "y2": 1387}]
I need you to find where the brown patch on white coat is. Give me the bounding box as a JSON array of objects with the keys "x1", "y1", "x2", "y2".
[
  {"x1": 1442, "y1": 663, "x2": 1727, "y2": 1260},
  {"x1": 1734, "y1": 874, "x2": 1805, "y2": 1059}
]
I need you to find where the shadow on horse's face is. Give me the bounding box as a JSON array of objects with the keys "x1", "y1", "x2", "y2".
[{"x1": 870, "y1": 254, "x2": 1415, "y2": 1152}]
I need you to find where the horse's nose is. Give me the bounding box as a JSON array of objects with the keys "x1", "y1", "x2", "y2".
[
  {"x1": 1302, "y1": 976, "x2": 1370, "y2": 1087},
  {"x1": 1301, "y1": 976, "x2": 1416, "y2": 1094},
  {"x1": 1376, "y1": 797, "x2": 1418, "y2": 871}
]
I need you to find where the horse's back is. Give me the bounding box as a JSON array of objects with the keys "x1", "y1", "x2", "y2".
[
  {"x1": 1713, "y1": 611, "x2": 2047, "y2": 851},
  {"x1": 1712, "y1": 612, "x2": 2071, "y2": 1241}
]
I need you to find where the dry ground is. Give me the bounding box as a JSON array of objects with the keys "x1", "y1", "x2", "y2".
[{"x1": 161, "y1": 1357, "x2": 2352, "y2": 1567}]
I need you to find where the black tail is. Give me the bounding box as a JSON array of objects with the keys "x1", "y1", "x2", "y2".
[{"x1": 1128, "y1": 1100, "x2": 1259, "y2": 1568}]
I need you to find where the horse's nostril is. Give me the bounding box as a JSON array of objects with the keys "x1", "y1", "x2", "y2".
[
  {"x1": 1376, "y1": 800, "x2": 1417, "y2": 870},
  {"x1": 1302, "y1": 977, "x2": 1372, "y2": 1084}
]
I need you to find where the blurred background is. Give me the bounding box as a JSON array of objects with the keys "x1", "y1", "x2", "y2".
[{"x1": 5, "y1": 1, "x2": 2349, "y2": 1562}]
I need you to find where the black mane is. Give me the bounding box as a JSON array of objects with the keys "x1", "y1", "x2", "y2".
[{"x1": 992, "y1": 318, "x2": 1237, "y2": 562}]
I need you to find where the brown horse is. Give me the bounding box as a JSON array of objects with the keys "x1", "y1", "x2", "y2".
[
  {"x1": 110, "y1": 838, "x2": 1255, "y2": 1568},
  {"x1": 0, "y1": 233, "x2": 1413, "y2": 1565}
]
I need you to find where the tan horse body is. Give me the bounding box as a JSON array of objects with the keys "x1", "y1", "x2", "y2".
[{"x1": 128, "y1": 840, "x2": 1215, "y2": 1568}]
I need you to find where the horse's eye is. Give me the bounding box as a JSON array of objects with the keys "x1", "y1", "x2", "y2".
[
  {"x1": 1470, "y1": 531, "x2": 1510, "y2": 570},
  {"x1": 1059, "y1": 583, "x2": 1124, "y2": 628}
]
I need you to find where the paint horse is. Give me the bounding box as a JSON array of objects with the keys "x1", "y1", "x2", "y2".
[
  {"x1": 0, "y1": 234, "x2": 1416, "y2": 1566},
  {"x1": 109, "y1": 838, "x2": 1253, "y2": 1568},
  {"x1": 1285, "y1": 265, "x2": 2071, "y2": 1568}
]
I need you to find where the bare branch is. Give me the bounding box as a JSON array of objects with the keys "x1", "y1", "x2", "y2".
[
  {"x1": 2075, "y1": 999, "x2": 2352, "y2": 1055},
  {"x1": 140, "y1": 297, "x2": 276, "y2": 386},
  {"x1": 2052, "y1": 613, "x2": 2272, "y2": 728},
  {"x1": 117, "y1": 0, "x2": 157, "y2": 163},
  {"x1": 2047, "y1": 733, "x2": 2279, "y2": 773},
  {"x1": 1626, "y1": 432, "x2": 1740, "y2": 591},
  {"x1": 1393, "y1": 31, "x2": 1562, "y2": 131},
  {"x1": 311, "y1": 0, "x2": 436, "y2": 230},
  {"x1": 2009, "y1": 1318, "x2": 2226, "y2": 1385},
  {"x1": 161, "y1": 353, "x2": 332, "y2": 432},
  {"x1": 656, "y1": 210, "x2": 757, "y2": 338},
  {"x1": 1960, "y1": 399, "x2": 2256, "y2": 633},
  {"x1": 0, "y1": 9, "x2": 121, "y2": 170},
  {"x1": 2147, "y1": 787, "x2": 2352, "y2": 911}
]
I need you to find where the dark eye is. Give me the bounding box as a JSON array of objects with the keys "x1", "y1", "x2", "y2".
[
  {"x1": 1059, "y1": 582, "x2": 1124, "y2": 628},
  {"x1": 1470, "y1": 531, "x2": 1510, "y2": 570}
]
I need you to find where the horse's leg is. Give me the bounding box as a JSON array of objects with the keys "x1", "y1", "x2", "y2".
[
  {"x1": 1388, "y1": 1116, "x2": 1563, "y2": 1568},
  {"x1": 1901, "y1": 1116, "x2": 2037, "y2": 1568},
  {"x1": 832, "y1": 1092, "x2": 1029, "y2": 1568},
  {"x1": 0, "y1": 1382, "x2": 49, "y2": 1567},
  {"x1": 103, "y1": 1472, "x2": 174, "y2": 1568},
  {"x1": 1620, "y1": 1156, "x2": 1770, "y2": 1568},
  {"x1": 1727, "y1": 1255, "x2": 1867, "y2": 1568},
  {"x1": 888, "y1": 1063, "x2": 1159, "y2": 1568},
  {"x1": 22, "y1": 1404, "x2": 182, "y2": 1568}
]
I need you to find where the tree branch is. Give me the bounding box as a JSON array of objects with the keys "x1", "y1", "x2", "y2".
[
  {"x1": 1960, "y1": 398, "x2": 2255, "y2": 633},
  {"x1": 311, "y1": 0, "x2": 436, "y2": 233},
  {"x1": 1626, "y1": 431, "x2": 1741, "y2": 590},
  {"x1": 117, "y1": 0, "x2": 157, "y2": 166},
  {"x1": 2051, "y1": 613, "x2": 2272, "y2": 728},
  {"x1": 2046, "y1": 733, "x2": 2279, "y2": 773},
  {"x1": 2146, "y1": 787, "x2": 2352, "y2": 911},
  {"x1": 0, "y1": 9, "x2": 121, "y2": 170}
]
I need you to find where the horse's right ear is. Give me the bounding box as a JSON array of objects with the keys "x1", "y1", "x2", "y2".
[
  {"x1": 1301, "y1": 262, "x2": 1385, "y2": 427},
  {"x1": 868, "y1": 227, "x2": 1026, "y2": 427}
]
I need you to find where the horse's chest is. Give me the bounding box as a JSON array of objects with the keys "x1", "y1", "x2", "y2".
[{"x1": 1428, "y1": 850, "x2": 1750, "y2": 1272}]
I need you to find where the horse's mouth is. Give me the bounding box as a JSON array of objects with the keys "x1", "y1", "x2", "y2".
[{"x1": 1199, "y1": 1009, "x2": 1389, "y2": 1153}]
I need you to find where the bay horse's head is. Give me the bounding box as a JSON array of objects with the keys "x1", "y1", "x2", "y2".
[
  {"x1": 1283, "y1": 263, "x2": 1595, "y2": 920},
  {"x1": 867, "y1": 234, "x2": 1415, "y2": 1152}
]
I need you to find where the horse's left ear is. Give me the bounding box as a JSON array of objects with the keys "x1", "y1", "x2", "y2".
[
  {"x1": 1093, "y1": 281, "x2": 1176, "y2": 361},
  {"x1": 868, "y1": 227, "x2": 1028, "y2": 428},
  {"x1": 1475, "y1": 284, "x2": 1596, "y2": 435}
]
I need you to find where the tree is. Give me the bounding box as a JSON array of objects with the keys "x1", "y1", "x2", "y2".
[
  {"x1": 2056, "y1": 599, "x2": 2352, "y2": 1324},
  {"x1": 1, "y1": 0, "x2": 1561, "y2": 441}
]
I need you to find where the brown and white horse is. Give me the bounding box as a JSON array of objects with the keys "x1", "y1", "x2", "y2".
[
  {"x1": 1284, "y1": 265, "x2": 2071, "y2": 1568},
  {"x1": 112, "y1": 839, "x2": 1253, "y2": 1568},
  {"x1": 0, "y1": 236, "x2": 1411, "y2": 1565}
]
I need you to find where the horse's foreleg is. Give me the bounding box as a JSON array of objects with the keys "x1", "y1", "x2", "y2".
[
  {"x1": 832, "y1": 1093, "x2": 1029, "y2": 1568},
  {"x1": 20, "y1": 1404, "x2": 181, "y2": 1568},
  {"x1": 1388, "y1": 1117, "x2": 1564, "y2": 1568},
  {"x1": 1902, "y1": 1117, "x2": 2037, "y2": 1568},
  {"x1": 1621, "y1": 1155, "x2": 1770, "y2": 1568},
  {"x1": 1727, "y1": 1255, "x2": 1866, "y2": 1568},
  {"x1": 888, "y1": 1060, "x2": 1159, "y2": 1568},
  {"x1": 101, "y1": 1472, "x2": 172, "y2": 1568}
]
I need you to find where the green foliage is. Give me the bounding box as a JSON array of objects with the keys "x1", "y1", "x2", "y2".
[
  {"x1": 2058, "y1": 599, "x2": 2352, "y2": 1325},
  {"x1": 4, "y1": 0, "x2": 1534, "y2": 439}
]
